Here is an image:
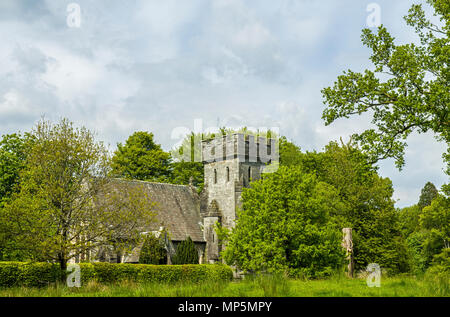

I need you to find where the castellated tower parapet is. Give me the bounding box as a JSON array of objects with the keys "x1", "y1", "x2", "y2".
[{"x1": 201, "y1": 133, "x2": 279, "y2": 164}]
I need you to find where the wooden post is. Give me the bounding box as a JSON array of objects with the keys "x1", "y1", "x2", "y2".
[{"x1": 342, "y1": 228, "x2": 354, "y2": 278}]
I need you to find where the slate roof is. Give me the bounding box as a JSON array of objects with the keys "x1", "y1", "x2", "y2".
[{"x1": 115, "y1": 179, "x2": 205, "y2": 243}]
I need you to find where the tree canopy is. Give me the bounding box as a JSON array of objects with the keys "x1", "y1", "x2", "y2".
[
  {"x1": 398, "y1": 180, "x2": 449, "y2": 273},
  {"x1": 418, "y1": 181, "x2": 439, "y2": 210},
  {"x1": 222, "y1": 140, "x2": 410, "y2": 275},
  {"x1": 221, "y1": 165, "x2": 345, "y2": 277},
  {"x1": 111, "y1": 131, "x2": 172, "y2": 182},
  {"x1": 0, "y1": 119, "x2": 157, "y2": 268},
  {"x1": 322, "y1": 0, "x2": 449, "y2": 172},
  {"x1": 0, "y1": 133, "x2": 34, "y2": 205}
]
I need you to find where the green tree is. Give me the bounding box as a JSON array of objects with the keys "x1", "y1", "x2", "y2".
[
  {"x1": 418, "y1": 182, "x2": 439, "y2": 210},
  {"x1": 111, "y1": 131, "x2": 171, "y2": 182},
  {"x1": 291, "y1": 141, "x2": 409, "y2": 273},
  {"x1": 322, "y1": 0, "x2": 449, "y2": 172},
  {"x1": 279, "y1": 136, "x2": 303, "y2": 167},
  {"x1": 0, "y1": 119, "x2": 157, "y2": 269},
  {"x1": 172, "y1": 236, "x2": 199, "y2": 265},
  {"x1": 401, "y1": 191, "x2": 449, "y2": 273},
  {"x1": 406, "y1": 231, "x2": 429, "y2": 273},
  {"x1": 0, "y1": 132, "x2": 35, "y2": 260},
  {"x1": 421, "y1": 193, "x2": 450, "y2": 250},
  {"x1": 170, "y1": 161, "x2": 204, "y2": 190},
  {"x1": 398, "y1": 204, "x2": 422, "y2": 237},
  {"x1": 139, "y1": 234, "x2": 167, "y2": 265},
  {"x1": 222, "y1": 166, "x2": 345, "y2": 278},
  {"x1": 0, "y1": 133, "x2": 34, "y2": 204},
  {"x1": 426, "y1": 247, "x2": 450, "y2": 278}
]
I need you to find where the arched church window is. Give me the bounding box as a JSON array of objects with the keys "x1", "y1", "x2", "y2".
[
  {"x1": 226, "y1": 167, "x2": 230, "y2": 182},
  {"x1": 214, "y1": 169, "x2": 217, "y2": 184},
  {"x1": 248, "y1": 166, "x2": 251, "y2": 181}
]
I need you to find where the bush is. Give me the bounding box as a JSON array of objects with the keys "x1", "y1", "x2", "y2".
[
  {"x1": 79, "y1": 263, "x2": 96, "y2": 284},
  {"x1": 91, "y1": 263, "x2": 232, "y2": 284},
  {"x1": 0, "y1": 262, "x2": 233, "y2": 287},
  {"x1": 0, "y1": 262, "x2": 22, "y2": 287},
  {"x1": 426, "y1": 248, "x2": 450, "y2": 276},
  {"x1": 0, "y1": 262, "x2": 63, "y2": 287},
  {"x1": 172, "y1": 236, "x2": 199, "y2": 265},
  {"x1": 139, "y1": 234, "x2": 167, "y2": 265}
]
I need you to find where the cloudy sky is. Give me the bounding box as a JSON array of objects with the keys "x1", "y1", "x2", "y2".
[{"x1": 0, "y1": 0, "x2": 447, "y2": 207}]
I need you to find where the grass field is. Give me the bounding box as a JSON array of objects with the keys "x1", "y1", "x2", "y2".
[{"x1": 0, "y1": 273, "x2": 448, "y2": 297}]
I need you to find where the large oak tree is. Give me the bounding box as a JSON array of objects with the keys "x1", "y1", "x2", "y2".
[{"x1": 322, "y1": 0, "x2": 449, "y2": 173}]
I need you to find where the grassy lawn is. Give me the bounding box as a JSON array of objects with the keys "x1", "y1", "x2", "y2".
[{"x1": 0, "y1": 274, "x2": 448, "y2": 297}]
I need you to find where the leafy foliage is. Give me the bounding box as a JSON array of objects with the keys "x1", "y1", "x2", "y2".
[
  {"x1": 278, "y1": 136, "x2": 303, "y2": 167},
  {"x1": 282, "y1": 141, "x2": 409, "y2": 273},
  {"x1": 0, "y1": 119, "x2": 157, "y2": 268},
  {"x1": 222, "y1": 165, "x2": 346, "y2": 278},
  {"x1": 226, "y1": 139, "x2": 409, "y2": 274},
  {"x1": 399, "y1": 187, "x2": 449, "y2": 273},
  {"x1": 322, "y1": 0, "x2": 449, "y2": 172},
  {"x1": 398, "y1": 205, "x2": 422, "y2": 237},
  {"x1": 111, "y1": 131, "x2": 172, "y2": 182},
  {"x1": 0, "y1": 262, "x2": 233, "y2": 287},
  {"x1": 0, "y1": 133, "x2": 34, "y2": 204},
  {"x1": 170, "y1": 161, "x2": 204, "y2": 191},
  {"x1": 420, "y1": 193, "x2": 450, "y2": 250},
  {"x1": 427, "y1": 248, "x2": 450, "y2": 275},
  {"x1": 418, "y1": 182, "x2": 439, "y2": 210},
  {"x1": 173, "y1": 237, "x2": 199, "y2": 265},
  {"x1": 139, "y1": 234, "x2": 167, "y2": 265}
]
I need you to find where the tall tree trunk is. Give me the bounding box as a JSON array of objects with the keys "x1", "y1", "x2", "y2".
[
  {"x1": 116, "y1": 250, "x2": 122, "y2": 263},
  {"x1": 342, "y1": 228, "x2": 354, "y2": 278},
  {"x1": 58, "y1": 252, "x2": 67, "y2": 270},
  {"x1": 58, "y1": 251, "x2": 67, "y2": 283}
]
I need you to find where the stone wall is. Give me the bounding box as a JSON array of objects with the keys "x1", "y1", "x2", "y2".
[
  {"x1": 201, "y1": 133, "x2": 279, "y2": 263},
  {"x1": 204, "y1": 158, "x2": 240, "y2": 229}
]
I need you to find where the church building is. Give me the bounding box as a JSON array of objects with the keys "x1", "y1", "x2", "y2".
[{"x1": 94, "y1": 133, "x2": 278, "y2": 264}]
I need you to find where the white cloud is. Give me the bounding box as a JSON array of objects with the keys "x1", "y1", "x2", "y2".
[
  {"x1": 233, "y1": 22, "x2": 273, "y2": 48},
  {"x1": 0, "y1": 90, "x2": 35, "y2": 117},
  {"x1": 0, "y1": 0, "x2": 447, "y2": 208}
]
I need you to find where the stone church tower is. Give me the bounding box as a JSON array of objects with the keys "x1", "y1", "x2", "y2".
[{"x1": 201, "y1": 133, "x2": 278, "y2": 263}]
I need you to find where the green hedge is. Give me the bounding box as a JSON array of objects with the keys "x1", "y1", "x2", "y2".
[
  {"x1": 0, "y1": 262, "x2": 233, "y2": 287},
  {"x1": 0, "y1": 262, "x2": 63, "y2": 287}
]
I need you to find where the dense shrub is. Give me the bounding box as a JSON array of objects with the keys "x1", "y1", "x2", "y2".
[
  {"x1": 0, "y1": 262, "x2": 22, "y2": 287},
  {"x1": 0, "y1": 262, "x2": 63, "y2": 287},
  {"x1": 0, "y1": 262, "x2": 233, "y2": 287},
  {"x1": 426, "y1": 248, "x2": 450, "y2": 276},
  {"x1": 172, "y1": 236, "x2": 199, "y2": 265},
  {"x1": 424, "y1": 249, "x2": 450, "y2": 297},
  {"x1": 139, "y1": 234, "x2": 167, "y2": 265}
]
